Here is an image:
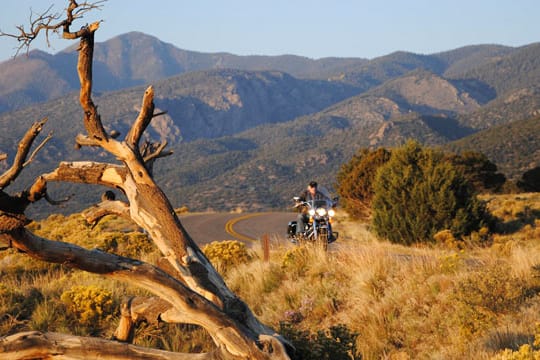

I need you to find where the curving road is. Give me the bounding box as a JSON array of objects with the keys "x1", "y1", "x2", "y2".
[{"x1": 178, "y1": 212, "x2": 296, "y2": 246}]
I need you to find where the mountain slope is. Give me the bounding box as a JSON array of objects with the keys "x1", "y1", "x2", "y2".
[
  {"x1": 0, "y1": 32, "x2": 368, "y2": 113},
  {"x1": 433, "y1": 44, "x2": 514, "y2": 77},
  {"x1": 450, "y1": 43, "x2": 540, "y2": 96},
  {"x1": 0, "y1": 68, "x2": 361, "y2": 163},
  {"x1": 446, "y1": 116, "x2": 540, "y2": 180},
  {"x1": 366, "y1": 69, "x2": 483, "y2": 116},
  {"x1": 2, "y1": 35, "x2": 540, "y2": 216},
  {"x1": 335, "y1": 51, "x2": 448, "y2": 89},
  {"x1": 3, "y1": 31, "x2": 538, "y2": 116},
  {"x1": 456, "y1": 85, "x2": 540, "y2": 130}
]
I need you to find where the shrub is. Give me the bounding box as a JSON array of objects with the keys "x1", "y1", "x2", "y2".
[
  {"x1": 202, "y1": 240, "x2": 253, "y2": 275},
  {"x1": 336, "y1": 147, "x2": 391, "y2": 220},
  {"x1": 518, "y1": 166, "x2": 540, "y2": 192},
  {"x1": 372, "y1": 140, "x2": 486, "y2": 245},
  {"x1": 452, "y1": 262, "x2": 533, "y2": 340},
  {"x1": 97, "y1": 231, "x2": 155, "y2": 258},
  {"x1": 281, "y1": 246, "x2": 310, "y2": 277},
  {"x1": 60, "y1": 285, "x2": 116, "y2": 332},
  {"x1": 30, "y1": 299, "x2": 69, "y2": 332},
  {"x1": 447, "y1": 151, "x2": 507, "y2": 193},
  {"x1": 0, "y1": 285, "x2": 42, "y2": 321},
  {"x1": 279, "y1": 322, "x2": 359, "y2": 360}
]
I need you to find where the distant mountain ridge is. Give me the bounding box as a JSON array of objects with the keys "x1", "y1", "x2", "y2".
[
  {"x1": 1, "y1": 31, "x2": 538, "y2": 114},
  {"x1": 0, "y1": 32, "x2": 369, "y2": 113},
  {"x1": 1, "y1": 31, "x2": 539, "y2": 216}
]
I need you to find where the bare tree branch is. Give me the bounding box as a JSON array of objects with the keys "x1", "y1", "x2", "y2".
[
  {"x1": 153, "y1": 110, "x2": 168, "y2": 118},
  {"x1": 74, "y1": 133, "x2": 101, "y2": 148},
  {"x1": 0, "y1": 1, "x2": 106, "y2": 57},
  {"x1": 44, "y1": 192, "x2": 72, "y2": 205},
  {"x1": 0, "y1": 118, "x2": 48, "y2": 189},
  {"x1": 81, "y1": 199, "x2": 130, "y2": 226},
  {"x1": 23, "y1": 131, "x2": 53, "y2": 167},
  {"x1": 0, "y1": 177, "x2": 48, "y2": 232},
  {"x1": 75, "y1": 21, "x2": 108, "y2": 142},
  {"x1": 142, "y1": 141, "x2": 172, "y2": 160},
  {"x1": 0, "y1": 331, "x2": 212, "y2": 360},
  {"x1": 126, "y1": 86, "x2": 155, "y2": 149},
  {"x1": 44, "y1": 161, "x2": 127, "y2": 188}
]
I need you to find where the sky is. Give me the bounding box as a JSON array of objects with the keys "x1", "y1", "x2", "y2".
[{"x1": 0, "y1": 0, "x2": 539, "y2": 63}]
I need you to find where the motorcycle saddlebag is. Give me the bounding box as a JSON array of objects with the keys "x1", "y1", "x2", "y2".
[{"x1": 287, "y1": 221, "x2": 297, "y2": 236}]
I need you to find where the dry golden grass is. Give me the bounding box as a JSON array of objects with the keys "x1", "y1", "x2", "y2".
[
  {"x1": 1, "y1": 193, "x2": 539, "y2": 359},
  {"x1": 226, "y1": 193, "x2": 540, "y2": 359}
]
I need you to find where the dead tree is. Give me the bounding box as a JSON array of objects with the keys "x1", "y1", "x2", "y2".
[{"x1": 0, "y1": 2, "x2": 291, "y2": 359}]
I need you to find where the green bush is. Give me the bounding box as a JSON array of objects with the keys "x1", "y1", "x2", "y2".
[
  {"x1": 372, "y1": 140, "x2": 486, "y2": 245},
  {"x1": 447, "y1": 151, "x2": 507, "y2": 193},
  {"x1": 518, "y1": 166, "x2": 540, "y2": 192}
]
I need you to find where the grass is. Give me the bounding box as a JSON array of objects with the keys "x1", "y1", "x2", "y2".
[{"x1": 1, "y1": 193, "x2": 540, "y2": 359}]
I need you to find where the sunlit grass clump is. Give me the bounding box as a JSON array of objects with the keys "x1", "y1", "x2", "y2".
[{"x1": 0, "y1": 193, "x2": 539, "y2": 358}]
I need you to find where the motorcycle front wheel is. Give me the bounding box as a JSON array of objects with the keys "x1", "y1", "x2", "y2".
[{"x1": 316, "y1": 228, "x2": 328, "y2": 251}]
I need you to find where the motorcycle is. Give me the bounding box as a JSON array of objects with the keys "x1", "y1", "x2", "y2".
[{"x1": 287, "y1": 195, "x2": 339, "y2": 250}]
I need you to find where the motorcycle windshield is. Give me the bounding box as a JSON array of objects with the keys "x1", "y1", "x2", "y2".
[{"x1": 309, "y1": 199, "x2": 331, "y2": 209}]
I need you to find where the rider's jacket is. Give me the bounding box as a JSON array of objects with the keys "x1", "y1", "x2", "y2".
[
  {"x1": 299, "y1": 189, "x2": 327, "y2": 202},
  {"x1": 297, "y1": 190, "x2": 329, "y2": 214}
]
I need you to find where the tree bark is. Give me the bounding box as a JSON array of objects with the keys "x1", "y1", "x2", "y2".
[
  {"x1": 0, "y1": 2, "x2": 291, "y2": 359},
  {"x1": 0, "y1": 331, "x2": 213, "y2": 360}
]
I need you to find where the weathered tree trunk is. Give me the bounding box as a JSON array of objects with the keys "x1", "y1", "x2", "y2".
[
  {"x1": 0, "y1": 2, "x2": 292, "y2": 359},
  {"x1": 0, "y1": 331, "x2": 211, "y2": 360}
]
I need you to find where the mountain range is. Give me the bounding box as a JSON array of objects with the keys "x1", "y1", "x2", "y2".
[{"x1": 0, "y1": 32, "x2": 538, "y2": 216}]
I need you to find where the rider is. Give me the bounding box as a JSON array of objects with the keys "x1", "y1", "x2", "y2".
[{"x1": 295, "y1": 181, "x2": 335, "y2": 241}]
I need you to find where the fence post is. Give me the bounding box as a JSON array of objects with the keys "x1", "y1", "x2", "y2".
[{"x1": 262, "y1": 234, "x2": 270, "y2": 262}]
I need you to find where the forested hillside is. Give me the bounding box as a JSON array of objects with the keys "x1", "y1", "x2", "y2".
[{"x1": 1, "y1": 32, "x2": 539, "y2": 216}]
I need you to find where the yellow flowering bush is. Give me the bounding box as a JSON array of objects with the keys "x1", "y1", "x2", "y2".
[
  {"x1": 202, "y1": 240, "x2": 253, "y2": 275},
  {"x1": 493, "y1": 323, "x2": 540, "y2": 359},
  {"x1": 60, "y1": 285, "x2": 115, "y2": 328}
]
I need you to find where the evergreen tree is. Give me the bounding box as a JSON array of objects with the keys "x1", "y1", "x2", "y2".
[
  {"x1": 446, "y1": 151, "x2": 506, "y2": 193},
  {"x1": 518, "y1": 166, "x2": 540, "y2": 192},
  {"x1": 372, "y1": 140, "x2": 485, "y2": 245},
  {"x1": 336, "y1": 148, "x2": 391, "y2": 219}
]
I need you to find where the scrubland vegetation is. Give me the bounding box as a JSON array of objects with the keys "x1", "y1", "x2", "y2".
[{"x1": 0, "y1": 192, "x2": 539, "y2": 359}]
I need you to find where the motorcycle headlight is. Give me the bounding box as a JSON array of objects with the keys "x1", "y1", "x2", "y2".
[
  {"x1": 328, "y1": 209, "x2": 336, "y2": 217},
  {"x1": 308, "y1": 209, "x2": 316, "y2": 216},
  {"x1": 316, "y1": 208, "x2": 327, "y2": 216}
]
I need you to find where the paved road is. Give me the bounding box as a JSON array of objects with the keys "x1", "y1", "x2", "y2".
[{"x1": 178, "y1": 212, "x2": 296, "y2": 246}]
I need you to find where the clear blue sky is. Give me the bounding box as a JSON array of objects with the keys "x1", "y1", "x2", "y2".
[{"x1": 0, "y1": 0, "x2": 538, "y2": 63}]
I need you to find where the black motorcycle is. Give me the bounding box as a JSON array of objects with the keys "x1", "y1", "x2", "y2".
[{"x1": 287, "y1": 196, "x2": 338, "y2": 250}]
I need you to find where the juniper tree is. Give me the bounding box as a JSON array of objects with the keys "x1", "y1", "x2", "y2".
[{"x1": 372, "y1": 140, "x2": 485, "y2": 245}]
